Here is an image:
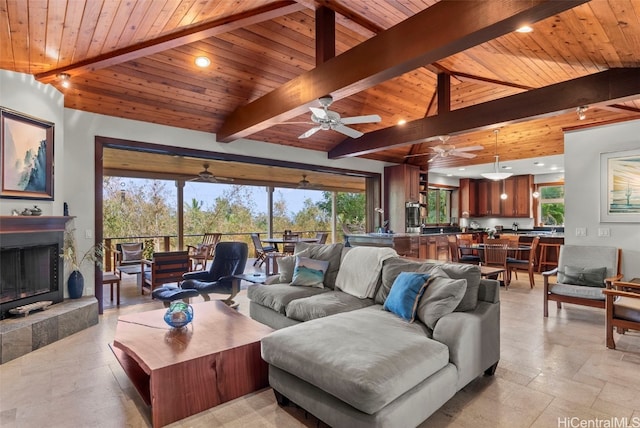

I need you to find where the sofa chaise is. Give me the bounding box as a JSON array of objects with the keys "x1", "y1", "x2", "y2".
[{"x1": 248, "y1": 242, "x2": 501, "y2": 428}]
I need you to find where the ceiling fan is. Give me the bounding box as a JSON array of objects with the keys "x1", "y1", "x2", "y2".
[
  {"x1": 297, "y1": 174, "x2": 313, "y2": 189},
  {"x1": 297, "y1": 95, "x2": 381, "y2": 139},
  {"x1": 405, "y1": 136, "x2": 484, "y2": 163},
  {"x1": 188, "y1": 163, "x2": 234, "y2": 183}
]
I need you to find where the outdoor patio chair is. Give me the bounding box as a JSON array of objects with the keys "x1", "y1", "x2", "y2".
[
  {"x1": 251, "y1": 233, "x2": 276, "y2": 267},
  {"x1": 187, "y1": 233, "x2": 221, "y2": 271},
  {"x1": 142, "y1": 251, "x2": 190, "y2": 295}
]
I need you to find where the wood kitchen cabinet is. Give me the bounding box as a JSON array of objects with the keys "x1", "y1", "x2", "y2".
[
  {"x1": 468, "y1": 175, "x2": 533, "y2": 217},
  {"x1": 419, "y1": 235, "x2": 450, "y2": 261},
  {"x1": 477, "y1": 180, "x2": 501, "y2": 216},
  {"x1": 384, "y1": 164, "x2": 424, "y2": 234},
  {"x1": 500, "y1": 175, "x2": 533, "y2": 217},
  {"x1": 459, "y1": 178, "x2": 478, "y2": 217}
]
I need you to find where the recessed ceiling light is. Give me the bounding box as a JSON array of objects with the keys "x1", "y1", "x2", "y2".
[
  {"x1": 550, "y1": 166, "x2": 558, "y2": 171},
  {"x1": 446, "y1": 174, "x2": 453, "y2": 177},
  {"x1": 397, "y1": 119, "x2": 406, "y2": 125},
  {"x1": 534, "y1": 161, "x2": 545, "y2": 167},
  {"x1": 458, "y1": 168, "x2": 465, "y2": 171},
  {"x1": 502, "y1": 166, "x2": 512, "y2": 170},
  {"x1": 195, "y1": 56, "x2": 211, "y2": 67},
  {"x1": 516, "y1": 25, "x2": 533, "y2": 33}
]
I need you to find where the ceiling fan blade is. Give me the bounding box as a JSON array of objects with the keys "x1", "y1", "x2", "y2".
[
  {"x1": 404, "y1": 152, "x2": 431, "y2": 158},
  {"x1": 214, "y1": 176, "x2": 234, "y2": 182},
  {"x1": 341, "y1": 114, "x2": 381, "y2": 125},
  {"x1": 299, "y1": 126, "x2": 322, "y2": 139},
  {"x1": 309, "y1": 107, "x2": 328, "y2": 120},
  {"x1": 452, "y1": 151, "x2": 477, "y2": 159},
  {"x1": 334, "y1": 124, "x2": 363, "y2": 138},
  {"x1": 455, "y1": 145, "x2": 484, "y2": 152}
]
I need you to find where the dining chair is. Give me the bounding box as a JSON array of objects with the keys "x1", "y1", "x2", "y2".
[
  {"x1": 453, "y1": 234, "x2": 481, "y2": 264},
  {"x1": 282, "y1": 231, "x2": 299, "y2": 254},
  {"x1": 507, "y1": 236, "x2": 539, "y2": 288},
  {"x1": 482, "y1": 240, "x2": 510, "y2": 288},
  {"x1": 315, "y1": 231, "x2": 328, "y2": 244},
  {"x1": 602, "y1": 280, "x2": 640, "y2": 349},
  {"x1": 251, "y1": 233, "x2": 276, "y2": 267}
]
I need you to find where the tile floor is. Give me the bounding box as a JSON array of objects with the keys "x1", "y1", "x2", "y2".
[{"x1": 1, "y1": 270, "x2": 639, "y2": 428}]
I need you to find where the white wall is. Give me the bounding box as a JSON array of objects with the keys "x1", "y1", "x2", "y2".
[{"x1": 565, "y1": 120, "x2": 640, "y2": 279}]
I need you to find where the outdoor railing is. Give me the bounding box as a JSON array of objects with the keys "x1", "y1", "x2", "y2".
[{"x1": 103, "y1": 230, "x2": 330, "y2": 272}]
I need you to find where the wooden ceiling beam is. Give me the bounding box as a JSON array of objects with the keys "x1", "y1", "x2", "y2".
[
  {"x1": 328, "y1": 68, "x2": 640, "y2": 158},
  {"x1": 315, "y1": 5, "x2": 336, "y2": 66},
  {"x1": 217, "y1": 0, "x2": 587, "y2": 142},
  {"x1": 34, "y1": 1, "x2": 305, "y2": 84}
]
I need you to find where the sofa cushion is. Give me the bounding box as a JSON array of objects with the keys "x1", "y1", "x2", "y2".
[
  {"x1": 285, "y1": 291, "x2": 375, "y2": 322},
  {"x1": 383, "y1": 272, "x2": 431, "y2": 322},
  {"x1": 261, "y1": 306, "x2": 448, "y2": 415},
  {"x1": 416, "y1": 268, "x2": 468, "y2": 330},
  {"x1": 557, "y1": 265, "x2": 607, "y2": 288},
  {"x1": 376, "y1": 257, "x2": 435, "y2": 304},
  {"x1": 437, "y1": 263, "x2": 481, "y2": 312},
  {"x1": 247, "y1": 283, "x2": 328, "y2": 314},
  {"x1": 291, "y1": 256, "x2": 329, "y2": 288},
  {"x1": 549, "y1": 283, "x2": 606, "y2": 301},
  {"x1": 294, "y1": 242, "x2": 344, "y2": 289}
]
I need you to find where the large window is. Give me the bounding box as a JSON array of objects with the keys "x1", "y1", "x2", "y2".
[
  {"x1": 426, "y1": 188, "x2": 452, "y2": 224},
  {"x1": 539, "y1": 185, "x2": 564, "y2": 226}
]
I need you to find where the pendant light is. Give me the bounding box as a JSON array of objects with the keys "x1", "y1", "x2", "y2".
[{"x1": 481, "y1": 129, "x2": 513, "y2": 181}]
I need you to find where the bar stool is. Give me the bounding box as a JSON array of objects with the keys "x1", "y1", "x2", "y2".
[{"x1": 538, "y1": 242, "x2": 561, "y2": 273}]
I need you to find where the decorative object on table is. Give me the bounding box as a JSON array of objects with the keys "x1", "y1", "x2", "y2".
[
  {"x1": 63, "y1": 202, "x2": 69, "y2": 216},
  {"x1": 0, "y1": 107, "x2": 54, "y2": 200},
  {"x1": 61, "y1": 225, "x2": 104, "y2": 299},
  {"x1": 8, "y1": 300, "x2": 53, "y2": 317},
  {"x1": 20, "y1": 208, "x2": 32, "y2": 215},
  {"x1": 30, "y1": 205, "x2": 42, "y2": 216},
  {"x1": 600, "y1": 148, "x2": 640, "y2": 222},
  {"x1": 163, "y1": 301, "x2": 194, "y2": 329}
]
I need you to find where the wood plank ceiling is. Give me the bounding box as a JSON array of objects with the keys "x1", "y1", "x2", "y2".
[{"x1": 2, "y1": 0, "x2": 640, "y2": 182}]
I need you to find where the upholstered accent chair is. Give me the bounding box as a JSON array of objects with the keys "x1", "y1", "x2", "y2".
[{"x1": 543, "y1": 245, "x2": 622, "y2": 317}]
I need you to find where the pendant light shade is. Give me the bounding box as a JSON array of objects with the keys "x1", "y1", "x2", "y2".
[{"x1": 481, "y1": 129, "x2": 513, "y2": 181}]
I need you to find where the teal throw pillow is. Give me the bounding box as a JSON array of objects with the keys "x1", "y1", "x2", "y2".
[
  {"x1": 558, "y1": 266, "x2": 607, "y2": 287},
  {"x1": 291, "y1": 256, "x2": 330, "y2": 288},
  {"x1": 383, "y1": 272, "x2": 431, "y2": 322}
]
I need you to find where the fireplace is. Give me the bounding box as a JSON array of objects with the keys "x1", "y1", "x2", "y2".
[{"x1": 0, "y1": 217, "x2": 68, "y2": 319}]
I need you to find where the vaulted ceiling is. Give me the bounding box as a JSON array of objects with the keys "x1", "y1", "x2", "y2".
[{"x1": 2, "y1": 0, "x2": 640, "y2": 174}]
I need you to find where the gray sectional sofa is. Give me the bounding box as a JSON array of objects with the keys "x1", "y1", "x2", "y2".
[{"x1": 248, "y1": 242, "x2": 500, "y2": 428}]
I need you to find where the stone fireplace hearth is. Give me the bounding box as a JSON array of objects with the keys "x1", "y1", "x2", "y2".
[{"x1": 0, "y1": 216, "x2": 99, "y2": 364}]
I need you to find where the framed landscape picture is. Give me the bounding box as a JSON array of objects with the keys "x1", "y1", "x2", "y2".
[
  {"x1": 600, "y1": 148, "x2": 640, "y2": 222},
  {"x1": 0, "y1": 107, "x2": 54, "y2": 200}
]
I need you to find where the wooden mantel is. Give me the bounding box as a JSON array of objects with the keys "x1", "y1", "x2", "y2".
[{"x1": 0, "y1": 216, "x2": 74, "y2": 234}]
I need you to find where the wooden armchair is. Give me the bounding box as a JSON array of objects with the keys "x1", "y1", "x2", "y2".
[
  {"x1": 142, "y1": 251, "x2": 190, "y2": 295},
  {"x1": 187, "y1": 233, "x2": 221, "y2": 271},
  {"x1": 113, "y1": 242, "x2": 144, "y2": 271},
  {"x1": 603, "y1": 280, "x2": 640, "y2": 349},
  {"x1": 543, "y1": 245, "x2": 622, "y2": 317}
]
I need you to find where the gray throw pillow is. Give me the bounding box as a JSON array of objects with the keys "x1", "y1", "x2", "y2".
[
  {"x1": 276, "y1": 255, "x2": 297, "y2": 283},
  {"x1": 558, "y1": 265, "x2": 607, "y2": 287},
  {"x1": 437, "y1": 263, "x2": 481, "y2": 312},
  {"x1": 416, "y1": 268, "x2": 467, "y2": 330},
  {"x1": 375, "y1": 257, "x2": 435, "y2": 304}
]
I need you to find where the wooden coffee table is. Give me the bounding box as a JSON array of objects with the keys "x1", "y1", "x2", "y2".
[{"x1": 110, "y1": 300, "x2": 273, "y2": 427}]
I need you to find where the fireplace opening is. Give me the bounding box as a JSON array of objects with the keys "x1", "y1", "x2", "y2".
[{"x1": 0, "y1": 231, "x2": 64, "y2": 319}]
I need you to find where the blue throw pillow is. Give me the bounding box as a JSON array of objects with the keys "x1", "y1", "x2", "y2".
[{"x1": 383, "y1": 272, "x2": 431, "y2": 322}]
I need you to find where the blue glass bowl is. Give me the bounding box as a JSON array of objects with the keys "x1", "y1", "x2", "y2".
[{"x1": 163, "y1": 301, "x2": 194, "y2": 328}]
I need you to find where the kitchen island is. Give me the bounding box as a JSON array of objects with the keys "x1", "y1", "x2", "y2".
[{"x1": 344, "y1": 233, "x2": 453, "y2": 260}]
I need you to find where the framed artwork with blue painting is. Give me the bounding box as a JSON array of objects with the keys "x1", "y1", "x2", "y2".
[{"x1": 1, "y1": 107, "x2": 54, "y2": 200}]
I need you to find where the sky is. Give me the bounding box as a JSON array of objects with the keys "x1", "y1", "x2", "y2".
[{"x1": 123, "y1": 178, "x2": 325, "y2": 215}]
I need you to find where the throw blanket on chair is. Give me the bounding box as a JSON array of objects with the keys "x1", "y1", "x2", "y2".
[{"x1": 336, "y1": 246, "x2": 398, "y2": 299}]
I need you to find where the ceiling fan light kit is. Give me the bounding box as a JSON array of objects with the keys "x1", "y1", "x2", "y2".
[
  {"x1": 481, "y1": 130, "x2": 513, "y2": 181},
  {"x1": 298, "y1": 95, "x2": 381, "y2": 139}
]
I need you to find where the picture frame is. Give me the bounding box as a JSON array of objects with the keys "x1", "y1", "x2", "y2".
[
  {"x1": 600, "y1": 148, "x2": 640, "y2": 222},
  {"x1": 1, "y1": 107, "x2": 54, "y2": 200}
]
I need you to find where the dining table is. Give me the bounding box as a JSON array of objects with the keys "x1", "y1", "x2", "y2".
[{"x1": 261, "y1": 237, "x2": 319, "y2": 252}]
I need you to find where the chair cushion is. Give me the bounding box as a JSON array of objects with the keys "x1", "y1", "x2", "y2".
[
  {"x1": 121, "y1": 243, "x2": 143, "y2": 262},
  {"x1": 614, "y1": 296, "x2": 640, "y2": 323},
  {"x1": 261, "y1": 306, "x2": 447, "y2": 415},
  {"x1": 558, "y1": 245, "x2": 619, "y2": 279},
  {"x1": 291, "y1": 256, "x2": 329, "y2": 288},
  {"x1": 416, "y1": 268, "x2": 467, "y2": 330},
  {"x1": 285, "y1": 291, "x2": 375, "y2": 322},
  {"x1": 549, "y1": 283, "x2": 605, "y2": 301},
  {"x1": 557, "y1": 266, "x2": 607, "y2": 288},
  {"x1": 247, "y1": 283, "x2": 328, "y2": 314},
  {"x1": 383, "y1": 272, "x2": 431, "y2": 322}
]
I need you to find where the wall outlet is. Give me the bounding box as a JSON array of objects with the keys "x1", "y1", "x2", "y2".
[
  {"x1": 598, "y1": 228, "x2": 610, "y2": 237},
  {"x1": 575, "y1": 227, "x2": 587, "y2": 237},
  {"x1": 85, "y1": 229, "x2": 93, "y2": 239}
]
